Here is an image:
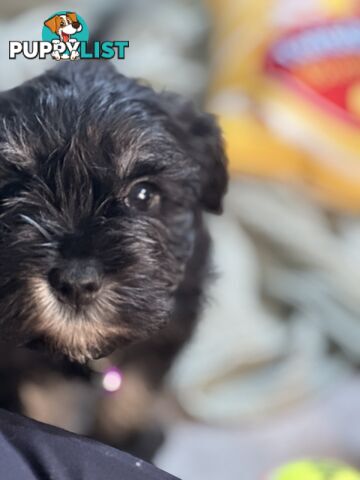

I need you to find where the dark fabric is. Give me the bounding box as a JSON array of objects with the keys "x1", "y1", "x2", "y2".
[{"x1": 0, "y1": 409, "x2": 178, "y2": 480}]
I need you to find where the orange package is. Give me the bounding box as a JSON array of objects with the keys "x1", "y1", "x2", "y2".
[{"x1": 206, "y1": 0, "x2": 360, "y2": 211}]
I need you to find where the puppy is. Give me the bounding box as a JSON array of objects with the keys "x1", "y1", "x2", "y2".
[{"x1": 0, "y1": 62, "x2": 227, "y2": 455}]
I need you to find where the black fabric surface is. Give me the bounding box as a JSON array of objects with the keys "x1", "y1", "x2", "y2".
[{"x1": 0, "y1": 409, "x2": 178, "y2": 480}]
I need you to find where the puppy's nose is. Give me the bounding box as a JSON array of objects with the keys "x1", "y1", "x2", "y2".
[
  {"x1": 48, "y1": 260, "x2": 103, "y2": 305},
  {"x1": 72, "y1": 21, "x2": 80, "y2": 28}
]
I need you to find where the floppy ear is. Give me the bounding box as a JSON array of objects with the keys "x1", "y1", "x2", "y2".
[
  {"x1": 67, "y1": 12, "x2": 78, "y2": 23},
  {"x1": 161, "y1": 93, "x2": 228, "y2": 214},
  {"x1": 44, "y1": 15, "x2": 58, "y2": 33}
]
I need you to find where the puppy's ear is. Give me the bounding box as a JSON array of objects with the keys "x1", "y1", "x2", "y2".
[
  {"x1": 67, "y1": 12, "x2": 78, "y2": 23},
  {"x1": 44, "y1": 15, "x2": 58, "y2": 33},
  {"x1": 161, "y1": 93, "x2": 228, "y2": 214}
]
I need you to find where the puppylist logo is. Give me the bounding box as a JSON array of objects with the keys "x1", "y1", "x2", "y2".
[{"x1": 9, "y1": 11, "x2": 129, "y2": 61}]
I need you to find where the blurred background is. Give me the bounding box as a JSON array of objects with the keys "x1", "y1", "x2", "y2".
[{"x1": 1, "y1": 0, "x2": 360, "y2": 478}]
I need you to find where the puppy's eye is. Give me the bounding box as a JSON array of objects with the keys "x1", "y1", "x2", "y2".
[{"x1": 125, "y1": 182, "x2": 161, "y2": 213}]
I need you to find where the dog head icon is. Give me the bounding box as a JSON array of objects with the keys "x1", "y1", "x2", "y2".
[{"x1": 44, "y1": 12, "x2": 82, "y2": 42}]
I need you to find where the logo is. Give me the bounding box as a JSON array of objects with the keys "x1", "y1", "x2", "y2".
[
  {"x1": 9, "y1": 11, "x2": 129, "y2": 61},
  {"x1": 42, "y1": 11, "x2": 89, "y2": 60}
]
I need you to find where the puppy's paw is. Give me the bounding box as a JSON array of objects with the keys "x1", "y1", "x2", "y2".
[
  {"x1": 70, "y1": 51, "x2": 80, "y2": 61},
  {"x1": 51, "y1": 51, "x2": 61, "y2": 61}
]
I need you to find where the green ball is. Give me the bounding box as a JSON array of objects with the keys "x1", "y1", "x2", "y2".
[{"x1": 271, "y1": 460, "x2": 360, "y2": 480}]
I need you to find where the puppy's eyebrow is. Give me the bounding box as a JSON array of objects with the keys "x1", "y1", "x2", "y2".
[{"x1": 123, "y1": 161, "x2": 166, "y2": 180}]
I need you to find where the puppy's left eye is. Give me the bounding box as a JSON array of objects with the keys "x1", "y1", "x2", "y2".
[{"x1": 125, "y1": 182, "x2": 161, "y2": 213}]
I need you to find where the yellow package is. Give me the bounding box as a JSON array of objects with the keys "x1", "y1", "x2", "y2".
[{"x1": 206, "y1": 0, "x2": 360, "y2": 211}]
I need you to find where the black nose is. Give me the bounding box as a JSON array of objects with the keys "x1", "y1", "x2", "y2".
[
  {"x1": 72, "y1": 21, "x2": 80, "y2": 28},
  {"x1": 48, "y1": 260, "x2": 103, "y2": 305}
]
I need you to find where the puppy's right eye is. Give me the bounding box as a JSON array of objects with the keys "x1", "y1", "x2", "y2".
[{"x1": 125, "y1": 182, "x2": 161, "y2": 214}]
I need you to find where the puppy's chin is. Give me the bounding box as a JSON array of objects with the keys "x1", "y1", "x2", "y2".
[
  {"x1": 24, "y1": 277, "x2": 130, "y2": 364},
  {"x1": 25, "y1": 336, "x2": 117, "y2": 363}
]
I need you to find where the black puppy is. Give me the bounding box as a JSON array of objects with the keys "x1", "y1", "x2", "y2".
[{"x1": 0, "y1": 62, "x2": 227, "y2": 453}]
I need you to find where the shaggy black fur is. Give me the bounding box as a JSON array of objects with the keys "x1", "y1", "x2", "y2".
[{"x1": 0, "y1": 61, "x2": 227, "y2": 455}]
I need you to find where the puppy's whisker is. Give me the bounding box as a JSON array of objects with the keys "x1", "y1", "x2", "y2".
[
  {"x1": 0, "y1": 219, "x2": 11, "y2": 231},
  {"x1": 94, "y1": 197, "x2": 113, "y2": 216},
  {"x1": 19, "y1": 214, "x2": 53, "y2": 241},
  {"x1": 39, "y1": 242, "x2": 59, "y2": 249}
]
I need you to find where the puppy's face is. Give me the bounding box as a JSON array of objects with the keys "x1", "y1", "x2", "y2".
[{"x1": 0, "y1": 63, "x2": 227, "y2": 362}]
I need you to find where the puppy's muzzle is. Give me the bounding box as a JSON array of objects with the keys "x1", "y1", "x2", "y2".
[{"x1": 48, "y1": 259, "x2": 103, "y2": 307}]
